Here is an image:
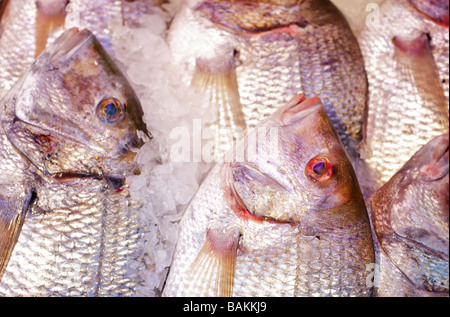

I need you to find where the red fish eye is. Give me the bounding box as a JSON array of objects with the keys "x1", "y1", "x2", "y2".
[
  {"x1": 97, "y1": 97, "x2": 125, "y2": 123},
  {"x1": 306, "y1": 156, "x2": 333, "y2": 182}
]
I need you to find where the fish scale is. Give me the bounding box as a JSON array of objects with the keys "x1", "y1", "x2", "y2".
[
  {"x1": 168, "y1": 0, "x2": 368, "y2": 161},
  {"x1": 163, "y1": 94, "x2": 374, "y2": 297},
  {"x1": 0, "y1": 28, "x2": 149, "y2": 296},
  {"x1": 236, "y1": 33, "x2": 302, "y2": 129},
  {"x1": 0, "y1": 174, "x2": 142, "y2": 297},
  {"x1": 358, "y1": 0, "x2": 449, "y2": 190},
  {"x1": 0, "y1": 0, "x2": 38, "y2": 100}
]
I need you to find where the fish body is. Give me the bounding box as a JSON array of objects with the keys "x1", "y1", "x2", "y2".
[
  {"x1": 168, "y1": 0, "x2": 367, "y2": 160},
  {"x1": 366, "y1": 134, "x2": 449, "y2": 296},
  {"x1": 0, "y1": 28, "x2": 149, "y2": 296},
  {"x1": 163, "y1": 94, "x2": 374, "y2": 297},
  {"x1": 358, "y1": 0, "x2": 449, "y2": 191}
]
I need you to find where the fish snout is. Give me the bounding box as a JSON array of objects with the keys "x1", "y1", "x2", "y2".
[
  {"x1": 279, "y1": 93, "x2": 323, "y2": 125},
  {"x1": 420, "y1": 134, "x2": 449, "y2": 181}
]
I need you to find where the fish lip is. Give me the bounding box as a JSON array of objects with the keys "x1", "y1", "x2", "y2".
[
  {"x1": 278, "y1": 94, "x2": 323, "y2": 126},
  {"x1": 49, "y1": 27, "x2": 94, "y2": 69}
]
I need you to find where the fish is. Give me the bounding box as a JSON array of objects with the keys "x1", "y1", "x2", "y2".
[
  {"x1": 162, "y1": 93, "x2": 375, "y2": 297},
  {"x1": 358, "y1": 0, "x2": 449, "y2": 193},
  {"x1": 168, "y1": 0, "x2": 368, "y2": 163},
  {"x1": 366, "y1": 134, "x2": 449, "y2": 297},
  {"x1": 0, "y1": 27, "x2": 150, "y2": 296},
  {"x1": 0, "y1": 0, "x2": 70, "y2": 100}
]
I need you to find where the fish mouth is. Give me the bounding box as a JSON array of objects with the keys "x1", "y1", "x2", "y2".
[
  {"x1": 51, "y1": 171, "x2": 126, "y2": 191},
  {"x1": 420, "y1": 134, "x2": 449, "y2": 181},
  {"x1": 49, "y1": 27, "x2": 94, "y2": 69},
  {"x1": 279, "y1": 94, "x2": 323, "y2": 126}
]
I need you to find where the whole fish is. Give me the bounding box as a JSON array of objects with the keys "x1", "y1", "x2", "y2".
[
  {"x1": 366, "y1": 134, "x2": 449, "y2": 297},
  {"x1": 0, "y1": 27, "x2": 150, "y2": 296},
  {"x1": 0, "y1": 0, "x2": 69, "y2": 100},
  {"x1": 163, "y1": 93, "x2": 374, "y2": 297},
  {"x1": 168, "y1": 0, "x2": 368, "y2": 162},
  {"x1": 358, "y1": 0, "x2": 449, "y2": 192}
]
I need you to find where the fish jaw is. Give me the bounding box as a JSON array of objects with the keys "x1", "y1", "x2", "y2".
[{"x1": 1, "y1": 27, "x2": 150, "y2": 182}]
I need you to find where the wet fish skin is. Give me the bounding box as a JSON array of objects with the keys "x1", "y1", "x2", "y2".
[
  {"x1": 0, "y1": 28, "x2": 149, "y2": 296},
  {"x1": 358, "y1": 0, "x2": 449, "y2": 192},
  {"x1": 163, "y1": 94, "x2": 374, "y2": 297},
  {"x1": 168, "y1": 0, "x2": 368, "y2": 160},
  {"x1": 366, "y1": 134, "x2": 449, "y2": 297},
  {"x1": 0, "y1": 0, "x2": 70, "y2": 100},
  {"x1": 0, "y1": 0, "x2": 159, "y2": 102}
]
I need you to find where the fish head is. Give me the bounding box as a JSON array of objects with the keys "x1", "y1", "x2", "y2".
[
  {"x1": 368, "y1": 134, "x2": 449, "y2": 295},
  {"x1": 374, "y1": 133, "x2": 449, "y2": 256},
  {"x1": 223, "y1": 93, "x2": 367, "y2": 232},
  {"x1": 2, "y1": 28, "x2": 150, "y2": 187}
]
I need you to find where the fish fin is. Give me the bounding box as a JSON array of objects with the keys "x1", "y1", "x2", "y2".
[
  {"x1": 35, "y1": 0, "x2": 68, "y2": 57},
  {"x1": 189, "y1": 227, "x2": 240, "y2": 297},
  {"x1": 0, "y1": 189, "x2": 35, "y2": 280},
  {"x1": 191, "y1": 54, "x2": 247, "y2": 158},
  {"x1": 0, "y1": 0, "x2": 9, "y2": 37},
  {"x1": 393, "y1": 33, "x2": 449, "y2": 131}
]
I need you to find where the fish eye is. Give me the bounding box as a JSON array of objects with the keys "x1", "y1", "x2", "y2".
[
  {"x1": 97, "y1": 97, "x2": 125, "y2": 123},
  {"x1": 305, "y1": 156, "x2": 333, "y2": 182}
]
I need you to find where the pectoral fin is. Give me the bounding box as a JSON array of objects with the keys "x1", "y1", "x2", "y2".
[
  {"x1": 35, "y1": 0, "x2": 68, "y2": 57},
  {"x1": 0, "y1": 189, "x2": 35, "y2": 280},
  {"x1": 189, "y1": 227, "x2": 240, "y2": 297},
  {"x1": 0, "y1": 0, "x2": 9, "y2": 22},
  {"x1": 191, "y1": 53, "x2": 247, "y2": 158},
  {"x1": 393, "y1": 33, "x2": 449, "y2": 131}
]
